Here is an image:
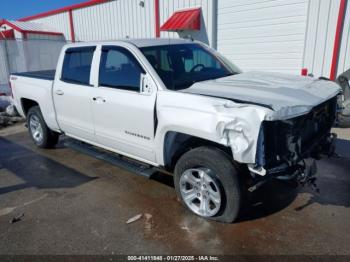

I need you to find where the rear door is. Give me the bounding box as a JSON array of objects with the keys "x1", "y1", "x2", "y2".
[
  {"x1": 53, "y1": 46, "x2": 97, "y2": 142},
  {"x1": 91, "y1": 45, "x2": 157, "y2": 162}
]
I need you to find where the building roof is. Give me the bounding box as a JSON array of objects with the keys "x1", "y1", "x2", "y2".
[{"x1": 0, "y1": 19, "x2": 63, "y2": 36}]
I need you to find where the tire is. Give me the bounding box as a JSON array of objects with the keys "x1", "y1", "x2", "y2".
[
  {"x1": 174, "y1": 146, "x2": 242, "y2": 223},
  {"x1": 27, "y1": 106, "x2": 59, "y2": 148}
]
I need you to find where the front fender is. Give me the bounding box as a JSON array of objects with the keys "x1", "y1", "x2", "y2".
[{"x1": 155, "y1": 91, "x2": 273, "y2": 165}]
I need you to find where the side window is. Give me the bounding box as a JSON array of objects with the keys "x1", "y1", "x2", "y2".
[
  {"x1": 61, "y1": 46, "x2": 95, "y2": 85},
  {"x1": 99, "y1": 46, "x2": 145, "y2": 92}
]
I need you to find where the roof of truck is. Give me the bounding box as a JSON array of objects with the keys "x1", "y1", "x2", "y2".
[
  {"x1": 65, "y1": 38, "x2": 196, "y2": 48},
  {"x1": 124, "y1": 38, "x2": 195, "y2": 47}
]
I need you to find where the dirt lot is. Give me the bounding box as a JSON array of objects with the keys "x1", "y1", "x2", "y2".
[{"x1": 0, "y1": 123, "x2": 350, "y2": 256}]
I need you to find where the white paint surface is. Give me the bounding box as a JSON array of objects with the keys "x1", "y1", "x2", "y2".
[{"x1": 217, "y1": 0, "x2": 309, "y2": 74}]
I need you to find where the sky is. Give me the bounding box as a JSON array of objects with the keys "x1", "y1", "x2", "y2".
[{"x1": 1, "y1": 0, "x2": 89, "y2": 20}]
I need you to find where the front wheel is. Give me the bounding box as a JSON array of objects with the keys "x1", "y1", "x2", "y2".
[
  {"x1": 174, "y1": 146, "x2": 242, "y2": 223},
  {"x1": 27, "y1": 106, "x2": 59, "y2": 148}
]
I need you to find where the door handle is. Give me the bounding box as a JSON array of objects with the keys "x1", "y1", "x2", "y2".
[
  {"x1": 55, "y1": 90, "x2": 64, "y2": 95},
  {"x1": 93, "y1": 97, "x2": 106, "y2": 102}
]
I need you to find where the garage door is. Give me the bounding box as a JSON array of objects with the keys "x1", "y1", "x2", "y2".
[{"x1": 217, "y1": 0, "x2": 309, "y2": 74}]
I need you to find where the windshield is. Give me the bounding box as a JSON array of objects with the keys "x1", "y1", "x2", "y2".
[{"x1": 140, "y1": 43, "x2": 241, "y2": 90}]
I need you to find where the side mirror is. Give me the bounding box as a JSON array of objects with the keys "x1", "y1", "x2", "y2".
[{"x1": 140, "y1": 73, "x2": 154, "y2": 95}]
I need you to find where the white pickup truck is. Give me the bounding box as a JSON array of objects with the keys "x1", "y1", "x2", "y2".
[{"x1": 10, "y1": 39, "x2": 340, "y2": 222}]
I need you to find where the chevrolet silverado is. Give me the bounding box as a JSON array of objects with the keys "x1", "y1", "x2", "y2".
[{"x1": 10, "y1": 39, "x2": 341, "y2": 222}]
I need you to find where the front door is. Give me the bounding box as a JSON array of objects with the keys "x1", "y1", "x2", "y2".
[
  {"x1": 53, "y1": 46, "x2": 96, "y2": 142},
  {"x1": 91, "y1": 46, "x2": 157, "y2": 162}
]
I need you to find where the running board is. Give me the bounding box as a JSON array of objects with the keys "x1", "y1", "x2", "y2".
[{"x1": 63, "y1": 139, "x2": 158, "y2": 178}]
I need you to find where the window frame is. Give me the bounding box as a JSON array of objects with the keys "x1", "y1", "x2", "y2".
[
  {"x1": 60, "y1": 46, "x2": 96, "y2": 87},
  {"x1": 98, "y1": 45, "x2": 146, "y2": 92}
]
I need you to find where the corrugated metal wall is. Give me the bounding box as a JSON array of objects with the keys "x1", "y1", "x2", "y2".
[
  {"x1": 73, "y1": 0, "x2": 155, "y2": 41},
  {"x1": 30, "y1": 12, "x2": 72, "y2": 41},
  {"x1": 303, "y1": 0, "x2": 341, "y2": 78},
  {"x1": 159, "y1": 0, "x2": 215, "y2": 47},
  {"x1": 28, "y1": 0, "x2": 156, "y2": 42},
  {"x1": 12, "y1": 0, "x2": 350, "y2": 77},
  {"x1": 217, "y1": 0, "x2": 309, "y2": 74},
  {"x1": 337, "y1": 1, "x2": 350, "y2": 76},
  {"x1": 26, "y1": 33, "x2": 65, "y2": 41}
]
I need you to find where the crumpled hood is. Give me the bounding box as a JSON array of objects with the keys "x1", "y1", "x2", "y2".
[{"x1": 182, "y1": 71, "x2": 341, "y2": 119}]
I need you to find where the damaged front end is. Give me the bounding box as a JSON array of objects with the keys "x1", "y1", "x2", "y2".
[{"x1": 248, "y1": 96, "x2": 338, "y2": 191}]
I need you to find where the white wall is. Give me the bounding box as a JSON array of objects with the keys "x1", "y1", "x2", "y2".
[
  {"x1": 159, "y1": 0, "x2": 215, "y2": 47},
  {"x1": 337, "y1": 1, "x2": 350, "y2": 76},
  {"x1": 17, "y1": 0, "x2": 350, "y2": 77},
  {"x1": 30, "y1": 12, "x2": 71, "y2": 41},
  {"x1": 73, "y1": 0, "x2": 155, "y2": 41},
  {"x1": 217, "y1": 0, "x2": 309, "y2": 74},
  {"x1": 26, "y1": 33, "x2": 65, "y2": 41},
  {"x1": 28, "y1": 0, "x2": 156, "y2": 42},
  {"x1": 303, "y1": 0, "x2": 341, "y2": 78},
  {"x1": 28, "y1": 0, "x2": 216, "y2": 46}
]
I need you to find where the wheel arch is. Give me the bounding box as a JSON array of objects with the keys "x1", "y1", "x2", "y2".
[
  {"x1": 162, "y1": 130, "x2": 232, "y2": 172},
  {"x1": 20, "y1": 98, "x2": 39, "y2": 116}
]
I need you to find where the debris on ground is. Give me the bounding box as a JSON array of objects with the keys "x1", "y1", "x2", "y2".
[
  {"x1": 126, "y1": 213, "x2": 143, "y2": 224},
  {"x1": 0, "y1": 96, "x2": 23, "y2": 128},
  {"x1": 0, "y1": 207, "x2": 16, "y2": 217},
  {"x1": 6, "y1": 104, "x2": 18, "y2": 117},
  {"x1": 9, "y1": 213, "x2": 24, "y2": 224},
  {"x1": 181, "y1": 226, "x2": 190, "y2": 232},
  {"x1": 144, "y1": 213, "x2": 153, "y2": 230}
]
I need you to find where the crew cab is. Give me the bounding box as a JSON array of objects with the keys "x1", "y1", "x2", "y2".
[{"x1": 10, "y1": 39, "x2": 341, "y2": 223}]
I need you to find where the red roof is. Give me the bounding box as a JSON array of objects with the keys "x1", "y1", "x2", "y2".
[{"x1": 160, "y1": 8, "x2": 201, "y2": 31}]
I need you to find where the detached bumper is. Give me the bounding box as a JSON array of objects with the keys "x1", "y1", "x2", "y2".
[{"x1": 267, "y1": 132, "x2": 336, "y2": 176}]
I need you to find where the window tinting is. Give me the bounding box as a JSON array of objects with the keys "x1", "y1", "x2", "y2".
[
  {"x1": 141, "y1": 44, "x2": 239, "y2": 90},
  {"x1": 61, "y1": 47, "x2": 95, "y2": 85},
  {"x1": 99, "y1": 46, "x2": 145, "y2": 92}
]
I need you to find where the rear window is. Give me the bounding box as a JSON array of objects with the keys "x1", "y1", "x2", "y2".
[{"x1": 61, "y1": 46, "x2": 95, "y2": 85}]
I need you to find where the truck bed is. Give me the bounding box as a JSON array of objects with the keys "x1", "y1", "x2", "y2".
[{"x1": 12, "y1": 70, "x2": 56, "y2": 80}]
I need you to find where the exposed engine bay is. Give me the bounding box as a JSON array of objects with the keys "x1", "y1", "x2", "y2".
[{"x1": 249, "y1": 96, "x2": 338, "y2": 191}]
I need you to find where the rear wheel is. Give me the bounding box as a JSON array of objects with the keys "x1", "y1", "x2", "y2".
[
  {"x1": 27, "y1": 106, "x2": 59, "y2": 148},
  {"x1": 174, "y1": 146, "x2": 242, "y2": 223}
]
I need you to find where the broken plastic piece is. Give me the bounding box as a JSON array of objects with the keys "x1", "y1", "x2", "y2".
[{"x1": 126, "y1": 213, "x2": 142, "y2": 224}]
